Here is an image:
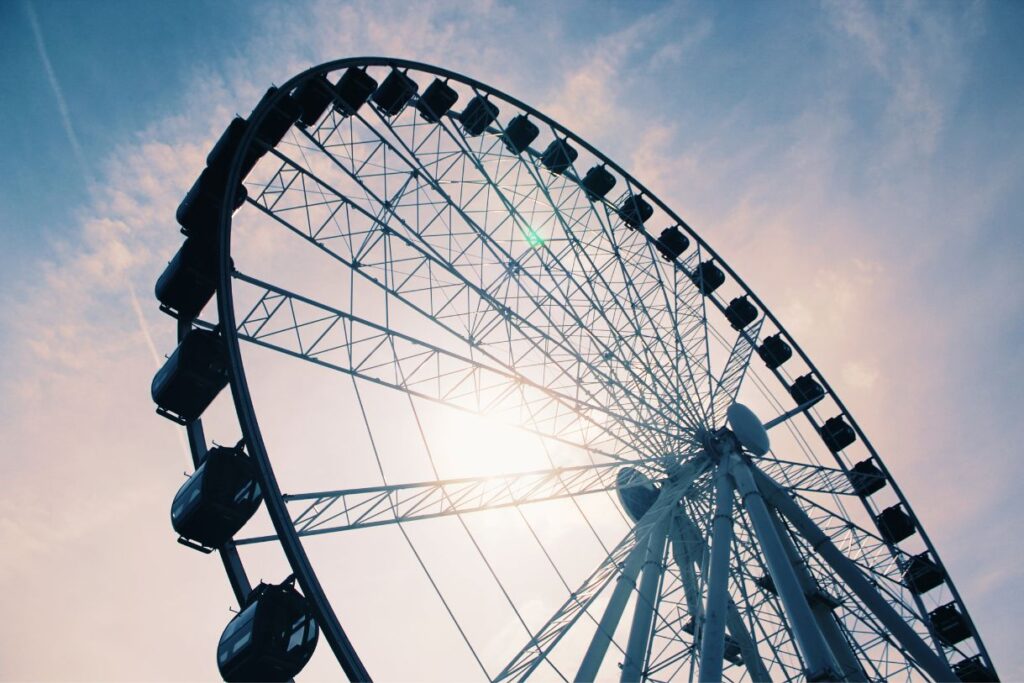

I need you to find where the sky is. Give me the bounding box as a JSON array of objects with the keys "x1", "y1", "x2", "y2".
[{"x1": 1, "y1": 0, "x2": 1023, "y2": 680}]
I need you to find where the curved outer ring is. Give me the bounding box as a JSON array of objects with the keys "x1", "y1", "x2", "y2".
[{"x1": 208, "y1": 57, "x2": 992, "y2": 679}]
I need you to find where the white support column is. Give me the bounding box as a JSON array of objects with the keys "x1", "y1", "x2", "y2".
[
  {"x1": 575, "y1": 531, "x2": 650, "y2": 683},
  {"x1": 698, "y1": 460, "x2": 736, "y2": 683},
  {"x1": 730, "y1": 455, "x2": 840, "y2": 680},
  {"x1": 751, "y1": 467, "x2": 957, "y2": 681},
  {"x1": 620, "y1": 517, "x2": 670, "y2": 682},
  {"x1": 767, "y1": 508, "x2": 867, "y2": 682},
  {"x1": 674, "y1": 506, "x2": 773, "y2": 682}
]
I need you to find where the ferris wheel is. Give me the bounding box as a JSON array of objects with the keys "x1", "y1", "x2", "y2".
[{"x1": 151, "y1": 58, "x2": 998, "y2": 682}]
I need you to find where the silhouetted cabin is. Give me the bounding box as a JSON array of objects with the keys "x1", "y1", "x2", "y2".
[
  {"x1": 691, "y1": 260, "x2": 725, "y2": 295},
  {"x1": 758, "y1": 334, "x2": 792, "y2": 369},
  {"x1": 929, "y1": 602, "x2": 971, "y2": 646},
  {"x1": 501, "y1": 115, "x2": 539, "y2": 154},
  {"x1": 617, "y1": 194, "x2": 653, "y2": 230},
  {"x1": 541, "y1": 138, "x2": 578, "y2": 174},
  {"x1": 372, "y1": 69, "x2": 418, "y2": 117},
  {"x1": 580, "y1": 165, "x2": 616, "y2": 200},
  {"x1": 875, "y1": 505, "x2": 915, "y2": 544},
  {"x1": 756, "y1": 574, "x2": 776, "y2": 595},
  {"x1": 217, "y1": 579, "x2": 319, "y2": 682},
  {"x1": 293, "y1": 75, "x2": 335, "y2": 128},
  {"x1": 656, "y1": 226, "x2": 689, "y2": 261},
  {"x1": 819, "y1": 415, "x2": 856, "y2": 452},
  {"x1": 333, "y1": 68, "x2": 377, "y2": 116},
  {"x1": 206, "y1": 117, "x2": 261, "y2": 184},
  {"x1": 176, "y1": 167, "x2": 247, "y2": 237},
  {"x1": 459, "y1": 95, "x2": 499, "y2": 136},
  {"x1": 902, "y1": 553, "x2": 944, "y2": 595},
  {"x1": 847, "y1": 459, "x2": 886, "y2": 497},
  {"x1": 789, "y1": 373, "x2": 824, "y2": 405},
  {"x1": 152, "y1": 328, "x2": 228, "y2": 424},
  {"x1": 724, "y1": 296, "x2": 758, "y2": 330},
  {"x1": 155, "y1": 237, "x2": 220, "y2": 320},
  {"x1": 252, "y1": 87, "x2": 302, "y2": 149},
  {"x1": 172, "y1": 443, "x2": 262, "y2": 550},
  {"x1": 416, "y1": 78, "x2": 459, "y2": 123},
  {"x1": 952, "y1": 656, "x2": 999, "y2": 683}
]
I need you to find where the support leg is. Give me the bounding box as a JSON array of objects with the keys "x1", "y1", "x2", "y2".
[
  {"x1": 698, "y1": 461, "x2": 736, "y2": 683},
  {"x1": 767, "y1": 508, "x2": 867, "y2": 682},
  {"x1": 730, "y1": 455, "x2": 840, "y2": 681},
  {"x1": 620, "y1": 517, "x2": 670, "y2": 682}
]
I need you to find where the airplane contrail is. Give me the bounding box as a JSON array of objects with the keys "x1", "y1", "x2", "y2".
[{"x1": 25, "y1": 0, "x2": 93, "y2": 185}]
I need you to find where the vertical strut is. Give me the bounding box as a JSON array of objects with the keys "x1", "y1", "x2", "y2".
[
  {"x1": 673, "y1": 506, "x2": 773, "y2": 682},
  {"x1": 621, "y1": 517, "x2": 670, "y2": 682},
  {"x1": 730, "y1": 455, "x2": 840, "y2": 680},
  {"x1": 698, "y1": 460, "x2": 736, "y2": 683}
]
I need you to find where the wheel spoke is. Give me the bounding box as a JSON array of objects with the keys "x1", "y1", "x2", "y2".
[
  {"x1": 707, "y1": 318, "x2": 764, "y2": 429},
  {"x1": 225, "y1": 271, "x2": 680, "y2": 461},
  {"x1": 234, "y1": 457, "x2": 669, "y2": 544}
]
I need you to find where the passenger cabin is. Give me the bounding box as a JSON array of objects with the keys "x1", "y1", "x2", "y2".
[
  {"x1": 416, "y1": 78, "x2": 459, "y2": 123},
  {"x1": 758, "y1": 334, "x2": 792, "y2": 370},
  {"x1": 819, "y1": 415, "x2": 856, "y2": 452},
  {"x1": 580, "y1": 165, "x2": 616, "y2": 201},
  {"x1": 902, "y1": 552, "x2": 945, "y2": 595},
  {"x1": 176, "y1": 167, "x2": 248, "y2": 237},
  {"x1": 952, "y1": 656, "x2": 998, "y2": 682},
  {"x1": 847, "y1": 459, "x2": 886, "y2": 497},
  {"x1": 372, "y1": 69, "x2": 418, "y2": 117},
  {"x1": 502, "y1": 115, "x2": 539, "y2": 154},
  {"x1": 293, "y1": 75, "x2": 335, "y2": 128},
  {"x1": 172, "y1": 443, "x2": 262, "y2": 551},
  {"x1": 875, "y1": 505, "x2": 915, "y2": 544},
  {"x1": 155, "y1": 237, "x2": 218, "y2": 320},
  {"x1": 152, "y1": 328, "x2": 229, "y2": 424},
  {"x1": 789, "y1": 374, "x2": 824, "y2": 405},
  {"x1": 333, "y1": 67, "x2": 377, "y2": 116},
  {"x1": 206, "y1": 117, "x2": 261, "y2": 184},
  {"x1": 459, "y1": 95, "x2": 499, "y2": 136},
  {"x1": 655, "y1": 226, "x2": 689, "y2": 261},
  {"x1": 724, "y1": 296, "x2": 758, "y2": 330},
  {"x1": 617, "y1": 194, "x2": 653, "y2": 230},
  {"x1": 252, "y1": 87, "x2": 303, "y2": 150},
  {"x1": 217, "y1": 579, "x2": 319, "y2": 683},
  {"x1": 541, "y1": 138, "x2": 578, "y2": 174},
  {"x1": 929, "y1": 602, "x2": 971, "y2": 646},
  {"x1": 691, "y1": 261, "x2": 725, "y2": 295}
]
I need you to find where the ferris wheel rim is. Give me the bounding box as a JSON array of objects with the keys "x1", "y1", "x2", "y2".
[{"x1": 189, "y1": 56, "x2": 995, "y2": 680}]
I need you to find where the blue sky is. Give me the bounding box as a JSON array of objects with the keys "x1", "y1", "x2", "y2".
[{"x1": 1, "y1": 0, "x2": 1022, "y2": 680}]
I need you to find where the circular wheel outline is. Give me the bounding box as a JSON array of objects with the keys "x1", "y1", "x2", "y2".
[{"x1": 173, "y1": 56, "x2": 997, "y2": 680}]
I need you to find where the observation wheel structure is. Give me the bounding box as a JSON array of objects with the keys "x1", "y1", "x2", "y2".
[{"x1": 151, "y1": 58, "x2": 998, "y2": 682}]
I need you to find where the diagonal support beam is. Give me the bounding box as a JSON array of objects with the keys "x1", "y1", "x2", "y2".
[
  {"x1": 730, "y1": 454, "x2": 841, "y2": 680},
  {"x1": 620, "y1": 516, "x2": 670, "y2": 682},
  {"x1": 751, "y1": 465, "x2": 957, "y2": 681}
]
